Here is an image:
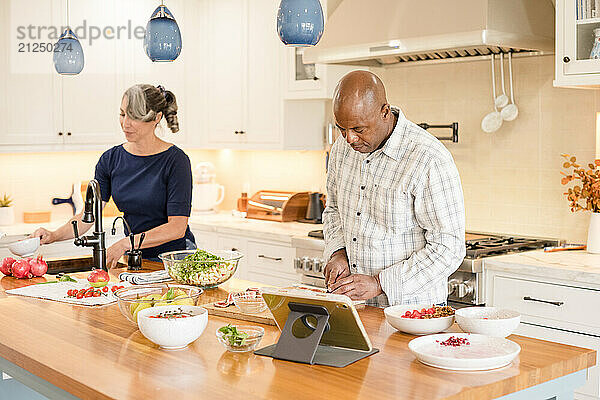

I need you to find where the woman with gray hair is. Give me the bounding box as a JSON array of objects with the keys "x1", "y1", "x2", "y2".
[{"x1": 33, "y1": 84, "x2": 196, "y2": 267}]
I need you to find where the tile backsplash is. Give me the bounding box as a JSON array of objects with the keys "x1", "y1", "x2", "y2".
[
  {"x1": 1, "y1": 55, "x2": 597, "y2": 243},
  {"x1": 379, "y1": 55, "x2": 599, "y2": 242}
]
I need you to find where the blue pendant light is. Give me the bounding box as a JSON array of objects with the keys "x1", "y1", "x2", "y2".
[
  {"x1": 277, "y1": 0, "x2": 324, "y2": 47},
  {"x1": 144, "y1": 3, "x2": 182, "y2": 62},
  {"x1": 53, "y1": 0, "x2": 84, "y2": 75}
]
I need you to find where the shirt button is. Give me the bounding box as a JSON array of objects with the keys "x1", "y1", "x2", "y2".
[
  {"x1": 366, "y1": 160, "x2": 370, "y2": 164},
  {"x1": 360, "y1": 185, "x2": 365, "y2": 190},
  {"x1": 352, "y1": 264, "x2": 357, "y2": 269},
  {"x1": 356, "y1": 212, "x2": 361, "y2": 216},
  {"x1": 352, "y1": 238, "x2": 357, "y2": 242}
]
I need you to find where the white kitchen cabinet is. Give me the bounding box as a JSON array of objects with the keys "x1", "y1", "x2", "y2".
[
  {"x1": 555, "y1": 0, "x2": 600, "y2": 87},
  {"x1": 190, "y1": 227, "x2": 219, "y2": 253},
  {"x1": 283, "y1": 0, "x2": 357, "y2": 99},
  {"x1": 246, "y1": 240, "x2": 297, "y2": 286},
  {"x1": 0, "y1": 0, "x2": 63, "y2": 149},
  {"x1": 486, "y1": 268, "x2": 600, "y2": 399}
]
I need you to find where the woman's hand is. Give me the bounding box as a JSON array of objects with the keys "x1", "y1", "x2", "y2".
[
  {"x1": 31, "y1": 228, "x2": 56, "y2": 245},
  {"x1": 106, "y1": 239, "x2": 129, "y2": 269}
]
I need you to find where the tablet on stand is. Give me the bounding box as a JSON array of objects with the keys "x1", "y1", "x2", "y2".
[{"x1": 254, "y1": 287, "x2": 379, "y2": 367}]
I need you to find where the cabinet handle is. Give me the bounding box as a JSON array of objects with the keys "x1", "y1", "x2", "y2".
[
  {"x1": 67, "y1": 132, "x2": 71, "y2": 136},
  {"x1": 523, "y1": 296, "x2": 564, "y2": 307},
  {"x1": 258, "y1": 254, "x2": 282, "y2": 261},
  {"x1": 231, "y1": 247, "x2": 238, "y2": 252},
  {"x1": 313, "y1": 76, "x2": 320, "y2": 81},
  {"x1": 234, "y1": 131, "x2": 239, "y2": 134},
  {"x1": 239, "y1": 130, "x2": 246, "y2": 135},
  {"x1": 563, "y1": 56, "x2": 570, "y2": 63},
  {"x1": 58, "y1": 131, "x2": 63, "y2": 136}
]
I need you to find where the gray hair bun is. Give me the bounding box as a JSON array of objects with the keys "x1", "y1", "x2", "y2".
[{"x1": 123, "y1": 84, "x2": 179, "y2": 133}]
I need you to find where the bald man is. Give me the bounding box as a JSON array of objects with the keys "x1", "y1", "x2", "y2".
[{"x1": 324, "y1": 71, "x2": 465, "y2": 307}]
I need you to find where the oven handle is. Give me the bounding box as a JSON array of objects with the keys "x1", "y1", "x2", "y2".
[{"x1": 523, "y1": 296, "x2": 564, "y2": 307}]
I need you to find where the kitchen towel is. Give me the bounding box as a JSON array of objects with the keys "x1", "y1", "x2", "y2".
[
  {"x1": 6, "y1": 279, "x2": 130, "y2": 307},
  {"x1": 118, "y1": 270, "x2": 172, "y2": 285}
]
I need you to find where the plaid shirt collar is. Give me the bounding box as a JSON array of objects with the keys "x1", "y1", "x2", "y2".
[{"x1": 377, "y1": 106, "x2": 408, "y2": 162}]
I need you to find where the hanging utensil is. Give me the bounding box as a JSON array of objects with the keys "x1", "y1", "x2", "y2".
[
  {"x1": 481, "y1": 53, "x2": 503, "y2": 133},
  {"x1": 495, "y1": 53, "x2": 509, "y2": 109},
  {"x1": 501, "y1": 52, "x2": 519, "y2": 122}
]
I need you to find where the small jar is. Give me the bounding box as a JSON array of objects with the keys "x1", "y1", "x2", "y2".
[
  {"x1": 590, "y1": 28, "x2": 600, "y2": 59},
  {"x1": 237, "y1": 192, "x2": 248, "y2": 212}
]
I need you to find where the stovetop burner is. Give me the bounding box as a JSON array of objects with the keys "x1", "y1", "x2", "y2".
[{"x1": 465, "y1": 236, "x2": 557, "y2": 258}]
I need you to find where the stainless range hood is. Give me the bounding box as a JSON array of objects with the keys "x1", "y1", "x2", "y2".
[{"x1": 303, "y1": 0, "x2": 555, "y2": 66}]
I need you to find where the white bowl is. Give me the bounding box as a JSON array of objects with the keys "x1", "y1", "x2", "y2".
[
  {"x1": 137, "y1": 305, "x2": 208, "y2": 349},
  {"x1": 455, "y1": 307, "x2": 520, "y2": 338},
  {"x1": 8, "y1": 237, "x2": 40, "y2": 257},
  {"x1": 384, "y1": 303, "x2": 454, "y2": 335}
]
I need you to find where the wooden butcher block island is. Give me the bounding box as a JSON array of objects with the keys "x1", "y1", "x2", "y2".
[{"x1": 0, "y1": 260, "x2": 595, "y2": 400}]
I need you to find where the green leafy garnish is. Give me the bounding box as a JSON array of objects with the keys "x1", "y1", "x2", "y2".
[
  {"x1": 219, "y1": 324, "x2": 249, "y2": 347},
  {"x1": 169, "y1": 249, "x2": 229, "y2": 284},
  {"x1": 165, "y1": 288, "x2": 175, "y2": 301},
  {"x1": 59, "y1": 274, "x2": 77, "y2": 282}
]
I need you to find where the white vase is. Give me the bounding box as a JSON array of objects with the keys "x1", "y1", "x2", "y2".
[
  {"x1": 587, "y1": 212, "x2": 600, "y2": 254},
  {"x1": 0, "y1": 207, "x2": 14, "y2": 226}
]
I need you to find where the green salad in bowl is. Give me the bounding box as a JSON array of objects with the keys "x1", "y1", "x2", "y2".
[{"x1": 159, "y1": 249, "x2": 243, "y2": 288}]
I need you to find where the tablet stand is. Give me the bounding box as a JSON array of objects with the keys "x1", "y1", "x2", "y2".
[{"x1": 254, "y1": 302, "x2": 379, "y2": 367}]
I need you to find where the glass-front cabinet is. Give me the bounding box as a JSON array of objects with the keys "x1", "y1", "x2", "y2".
[{"x1": 556, "y1": 0, "x2": 600, "y2": 87}]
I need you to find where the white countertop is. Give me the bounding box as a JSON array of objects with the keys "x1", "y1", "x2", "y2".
[
  {"x1": 188, "y1": 211, "x2": 323, "y2": 245},
  {"x1": 485, "y1": 250, "x2": 600, "y2": 286}
]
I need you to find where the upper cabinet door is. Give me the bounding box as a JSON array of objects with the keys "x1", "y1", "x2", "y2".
[
  {"x1": 556, "y1": 0, "x2": 600, "y2": 87},
  {"x1": 205, "y1": 0, "x2": 247, "y2": 146},
  {"x1": 245, "y1": 0, "x2": 282, "y2": 146},
  {"x1": 60, "y1": 0, "x2": 122, "y2": 146},
  {"x1": 0, "y1": 0, "x2": 62, "y2": 147}
]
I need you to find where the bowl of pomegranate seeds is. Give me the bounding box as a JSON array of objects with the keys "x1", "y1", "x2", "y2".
[{"x1": 384, "y1": 303, "x2": 455, "y2": 335}]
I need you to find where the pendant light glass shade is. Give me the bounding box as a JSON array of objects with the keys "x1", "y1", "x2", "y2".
[
  {"x1": 53, "y1": 28, "x2": 84, "y2": 75},
  {"x1": 144, "y1": 5, "x2": 182, "y2": 62},
  {"x1": 277, "y1": 0, "x2": 324, "y2": 47}
]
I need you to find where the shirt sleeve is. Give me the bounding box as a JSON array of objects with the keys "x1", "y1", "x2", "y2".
[
  {"x1": 323, "y1": 139, "x2": 347, "y2": 261},
  {"x1": 94, "y1": 150, "x2": 112, "y2": 203},
  {"x1": 378, "y1": 156, "x2": 466, "y2": 305},
  {"x1": 165, "y1": 150, "x2": 193, "y2": 217}
]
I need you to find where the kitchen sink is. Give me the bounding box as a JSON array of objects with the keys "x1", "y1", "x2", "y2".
[{"x1": 46, "y1": 256, "x2": 125, "y2": 274}]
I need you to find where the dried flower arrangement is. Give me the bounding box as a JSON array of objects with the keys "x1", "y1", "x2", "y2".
[
  {"x1": 0, "y1": 194, "x2": 12, "y2": 208},
  {"x1": 561, "y1": 154, "x2": 600, "y2": 213}
]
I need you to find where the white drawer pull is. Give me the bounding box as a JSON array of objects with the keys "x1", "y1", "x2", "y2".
[
  {"x1": 523, "y1": 296, "x2": 564, "y2": 307},
  {"x1": 258, "y1": 254, "x2": 282, "y2": 261}
]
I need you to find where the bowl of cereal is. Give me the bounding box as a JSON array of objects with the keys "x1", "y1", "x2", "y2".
[
  {"x1": 384, "y1": 303, "x2": 455, "y2": 335},
  {"x1": 159, "y1": 249, "x2": 243, "y2": 289}
]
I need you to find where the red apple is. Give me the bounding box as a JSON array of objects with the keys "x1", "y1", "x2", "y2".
[
  {"x1": 87, "y1": 269, "x2": 110, "y2": 287},
  {"x1": 0, "y1": 257, "x2": 16, "y2": 276}
]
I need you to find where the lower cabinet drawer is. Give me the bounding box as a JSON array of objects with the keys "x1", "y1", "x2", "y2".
[
  {"x1": 493, "y1": 276, "x2": 600, "y2": 330},
  {"x1": 247, "y1": 241, "x2": 295, "y2": 273}
]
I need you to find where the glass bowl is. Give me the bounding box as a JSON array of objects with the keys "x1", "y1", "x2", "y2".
[
  {"x1": 113, "y1": 284, "x2": 203, "y2": 325},
  {"x1": 159, "y1": 249, "x2": 243, "y2": 288},
  {"x1": 231, "y1": 291, "x2": 268, "y2": 314},
  {"x1": 216, "y1": 325, "x2": 264, "y2": 353}
]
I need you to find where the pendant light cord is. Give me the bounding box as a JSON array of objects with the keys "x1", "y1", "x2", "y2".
[{"x1": 66, "y1": 0, "x2": 70, "y2": 27}]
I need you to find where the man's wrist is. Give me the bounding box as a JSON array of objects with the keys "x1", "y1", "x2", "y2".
[
  {"x1": 374, "y1": 273, "x2": 384, "y2": 296},
  {"x1": 330, "y1": 248, "x2": 347, "y2": 260}
]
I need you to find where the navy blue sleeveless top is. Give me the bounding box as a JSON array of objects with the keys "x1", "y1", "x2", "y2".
[{"x1": 95, "y1": 144, "x2": 195, "y2": 259}]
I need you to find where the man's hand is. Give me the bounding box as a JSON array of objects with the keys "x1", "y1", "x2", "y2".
[
  {"x1": 329, "y1": 274, "x2": 383, "y2": 301},
  {"x1": 324, "y1": 249, "x2": 350, "y2": 288},
  {"x1": 106, "y1": 239, "x2": 129, "y2": 269}
]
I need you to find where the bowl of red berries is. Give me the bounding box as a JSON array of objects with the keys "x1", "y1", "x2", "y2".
[{"x1": 384, "y1": 303, "x2": 455, "y2": 335}]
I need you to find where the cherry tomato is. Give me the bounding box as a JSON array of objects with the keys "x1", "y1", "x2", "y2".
[
  {"x1": 93, "y1": 292, "x2": 101, "y2": 297},
  {"x1": 102, "y1": 286, "x2": 109, "y2": 293},
  {"x1": 76, "y1": 292, "x2": 84, "y2": 299},
  {"x1": 85, "y1": 292, "x2": 93, "y2": 298}
]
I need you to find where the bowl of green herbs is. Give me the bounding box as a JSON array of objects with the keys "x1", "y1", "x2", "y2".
[
  {"x1": 159, "y1": 249, "x2": 243, "y2": 288},
  {"x1": 216, "y1": 324, "x2": 264, "y2": 353}
]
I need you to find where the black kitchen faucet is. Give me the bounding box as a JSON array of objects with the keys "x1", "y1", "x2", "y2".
[{"x1": 71, "y1": 179, "x2": 107, "y2": 271}]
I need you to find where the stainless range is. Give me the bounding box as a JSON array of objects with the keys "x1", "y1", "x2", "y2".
[{"x1": 292, "y1": 230, "x2": 560, "y2": 307}]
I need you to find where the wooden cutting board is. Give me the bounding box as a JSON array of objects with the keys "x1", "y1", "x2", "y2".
[{"x1": 201, "y1": 302, "x2": 276, "y2": 326}]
